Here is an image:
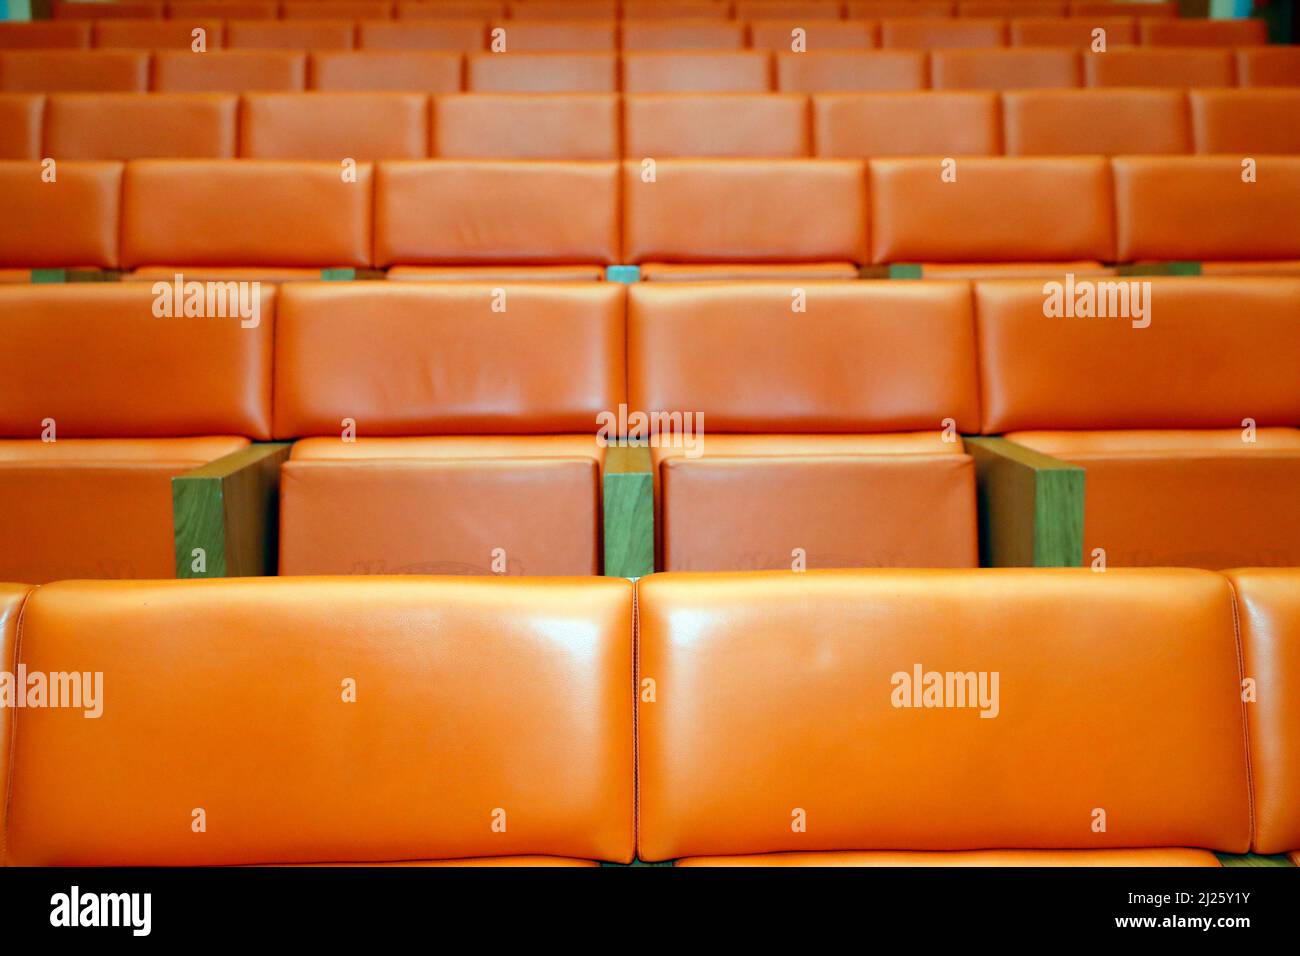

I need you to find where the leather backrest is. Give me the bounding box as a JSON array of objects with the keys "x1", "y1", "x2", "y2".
[
  {"x1": 880, "y1": 18, "x2": 1007, "y2": 49},
  {"x1": 1190, "y1": 89, "x2": 1300, "y2": 156},
  {"x1": 776, "y1": 50, "x2": 926, "y2": 92},
  {"x1": 623, "y1": 51, "x2": 772, "y2": 93},
  {"x1": 1008, "y1": 16, "x2": 1137, "y2": 47},
  {"x1": 398, "y1": 0, "x2": 504, "y2": 17},
  {"x1": 623, "y1": 158, "x2": 867, "y2": 264},
  {"x1": 976, "y1": 277, "x2": 1300, "y2": 433},
  {"x1": 930, "y1": 48, "x2": 1082, "y2": 91},
  {"x1": 282, "y1": 0, "x2": 394, "y2": 18},
  {"x1": 1069, "y1": 0, "x2": 1177, "y2": 15},
  {"x1": 628, "y1": 281, "x2": 980, "y2": 432},
  {"x1": 54, "y1": 0, "x2": 164, "y2": 17},
  {"x1": 0, "y1": 22, "x2": 92, "y2": 49},
  {"x1": 0, "y1": 160, "x2": 120, "y2": 269},
  {"x1": 623, "y1": 1, "x2": 732, "y2": 17},
  {"x1": 0, "y1": 283, "x2": 274, "y2": 439},
  {"x1": 375, "y1": 160, "x2": 620, "y2": 266},
  {"x1": 507, "y1": 0, "x2": 618, "y2": 17},
  {"x1": 814, "y1": 91, "x2": 1000, "y2": 157},
  {"x1": 1225, "y1": 569, "x2": 1300, "y2": 855},
  {"x1": 467, "y1": 51, "x2": 616, "y2": 92},
  {"x1": 0, "y1": 93, "x2": 43, "y2": 159},
  {"x1": 226, "y1": 20, "x2": 356, "y2": 51},
  {"x1": 748, "y1": 20, "x2": 877, "y2": 52},
  {"x1": 736, "y1": 0, "x2": 845, "y2": 16},
  {"x1": 1234, "y1": 47, "x2": 1300, "y2": 88},
  {"x1": 624, "y1": 93, "x2": 810, "y2": 159},
  {"x1": 960, "y1": 0, "x2": 1065, "y2": 14},
  {"x1": 240, "y1": 92, "x2": 429, "y2": 159},
  {"x1": 167, "y1": 1, "x2": 280, "y2": 18},
  {"x1": 273, "y1": 282, "x2": 625, "y2": 437},
  {"x1": 44, "y1": 92, "x2": 238, "y2": 160},
  {"x1": 358, "y1": 20, "x2": 488, "y2": 51},
  {"x1": 152, "y1": 50, "x2": 307, "y2": 93},
  {"x1": 0, "y1": 51, "x2": 150, "y2": 93},
  {"x1": 636, "y1": 568, "x2": 1252, "y2": 860},
  {"x1": 4, "y1": 577, "x2": 634, "y2": 865},
  {"x1": 1140, "y1": 18, "x2": 1268, "y2": 47},
  {"x1": 848, "y1": 1, "x2": 955, "y2": 16},
  {"x1": 308, "y1": 51, "x2": 462, "y2": 92},
  {"x1": 492, "y1": 19, "x2": 617, "y2": 51},
  {"x1": 1085, "y1": 49, "x2": 1235, "y2": 89},
  {"x1": 622, "y1": 19, "x2": 745, "y2": 51},
  {"x1": 122, "y1": 159, "x2": 372, "y2": 269},
  {"x1": 92, "y1": 18, "x2": 224, "y2": 49},
  {"x1": 870, "y1": 157, "x2": 1114, "y2": 264},
  {"x1": 0, "y1": 584, "x2": 34, "y2": 868},
  {"x1": 1003, "y1": 89, "x2": 1190, "y2": 156},
  {"x1": 434, "y1": 93, "x2": 619, "y2": 159},
  {"x1": 1114, "y1": 156, "x2": 1300, "y2": 262}
]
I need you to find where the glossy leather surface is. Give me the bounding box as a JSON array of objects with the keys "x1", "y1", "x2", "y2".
[
  {"x1": 0, "y1": 51, "x2": 150, "y2": 93},
  {"x1": 467, "y1": 51, "x2": 617, "y2": 93},
  {"x1": 1084, "y1": 49, "x2": 1234, "y2": 89},
  {"x1": 308, "y1": 51, "x2": 462, "y2": 92},
  {"x1": 0, "y1": 94, "x2": 41, "y2": 159},
  {"x1": 814, "y1": 91, "x2": 999, "y2": 158},
  {"x1": 677, "y1": 849, "x2": 1222, "y2": 866},
  {"x1": 152, "y1": 50, "x2": 307, "y2": 93},
  {"x1": 622, "y1": 51, "x2": 772, "y2": 94},
  {"x1": 776, "y1": 50, "x2": 926, "y2": 92},
  {"x1": 1190, "y1": 90, "x2": 1300, "y2": 157},
  {"x1": 1009, "y1": 17, "x2": 1137, "y2": 47},
  {"x1": 240, "y1": 92, "x2": 429, "y2": 160},
  {"x1": 930, "y1": 49, "x2": 1081, "y2": 91},
  {"x1": 624, "y1": 93, "x2": 810, "y2": 159},
  {"x1": 0, "y1": 584, "x2": 34, "y2": 859},
  {"x1": 434, "y1": 93, "x2": 619, "y2": 159},
  {"x1": 0, "y1": 160, "x2": 120, "y2": 269},
  {"x1": 1003, "y1": 89, "x2": 1190, "y2": 157},
  {"x1": 44, "y1": 93, "x2": 237, "y2": 160}
]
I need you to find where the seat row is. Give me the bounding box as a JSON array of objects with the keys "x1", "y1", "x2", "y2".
[
  {"x1": 2, "y1": 279, "x2": 1297, "y2": 584},
  {"x1": 2, "y1": 567, "x2": 1297, "y2": 866},
  {"x1": 5, "y1": 46, "x2": 1296, "y2": 93},
  {"x1": 5, "y1": 156, "x2": 1299, "y2": 281},
  {"x1": 5, "y1": 14, "x2": 1271, "y2": 53},
  {"x1": 4, "y1": 88, "x2": 1298, "y2": 162}
]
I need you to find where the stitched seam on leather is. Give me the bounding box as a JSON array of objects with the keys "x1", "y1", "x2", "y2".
[
  {"x1": 1225, "y1": 577, "x2": 1257, "y2": 852},
  {"x1": 2, "y1": 585, "x2": 37, "y2": 868}
]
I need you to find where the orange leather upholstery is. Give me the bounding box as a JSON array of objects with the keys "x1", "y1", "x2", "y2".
[
  {"x1": 1113, "y1": 156, "x2": 1300, "y2": 267},
  {"x1": 637, "y1": 568, "x2": 1252, "y2": 861},
  {"x1": 678, "y1": 849, "x2": 1222, "y2": 866},
  {"x1": 1008, "y1": 16, "x2": 1137, "y2": 47},
  {"x1": 492, "y1": 19, "x2": 617, "y2": 51},
  {"x1": 623, "y1": 1, "x2": 731, "y2": 18},
  {"x1": 507, "y1": 0, "x2": 617, "y2": 18},
  {"x1": 1002, "y1": 89, "x2": 1190, "y2": 156},
  {"x1": 433, "y1": 93, "x2": 619, "y2": 159},
  {"x1": 309, "y1": 51, "x2": 462, "y2": 92},
  {"x1": 814, "y1": 91, "x2": 1000, "y2": 157},
  {"x1": 869, "y1": 157, "x2": 1113, "y2": 267},
  {"x1": 54, "y1": 0, "x2": 164, "y2": 17},
  {"x1": 1069, "y1": 0, "x2": 1177, "y2": 15},
  {"x1": 929, "y1": 48, "x2": 1082, "y2": 91},
  {"x1": 1234, "y1": 47, "x2": 1300, "y2": 88},
  {"x1": 358, "y1": 19, "x2": 487, "y2": 51},
  {"x1": 0, "y1": 584, "x2": 33, "y2": 853},
  {"x1": 1085, "y1": 48, "x2": 1235, "y2": 89},
  {"x1": 375, "y1": 160, "x2": 619, "y2": 270},
  {"x1": 121, "y1": 160, "x2": 372, "y2": 272},
  {"x1": 0, "y1": 93, "x2": 42, "y2": 160},
  {"x1": 44, "y1": 92, "x2": 238, "y2": 160},
  {"x1": 1140, "y1": 18, "x2": 1268, "y2": 48},
  {"x1": 152, "y1": 50, "x2": 307, "y2": 92},
  {"x1": 960, "y1": 0, "x2": 1065, "y2": 15},
  {"x1": 226, "y1": 20, "x2": 356, "y2": 51},
  {"x1": 1190, "y1": 90, "x2": 1300, "y2": 156},
  {"x1": 398, "y1": 0, "x2": 504, "y2": 18},
  {"x1": 0, "y1": 22, "x2": 92, "y2": 49},
  {"x1": 467, "y1": 51, "x2": 616, "y2": 92},
  {"x1": 1226, "y1": 569, "x2": 1300, "y2": 856},
  {"x1": 5, "y1": 577, "x2": 634, "y2": 864},
  {"x1": 623, "y1": 51, "x2": 773, "y2": 93},
  {"x1": 91, "y1": 18, "x2": 223, "y2": 49},
  {"x1": 737, "y1": 0, "x2": 845, "y2": 17},
  {"x1": 849, "y1": 1, "x2": 955, "y2": 16},
  {"x1": 621, "y1": 19, "x2": 746, "y2": 51},
  {"x1": 880, "y1": 18, "x2": 1006, "y2": 50},
  {"x1": 775, "y1": 50, "x2": 927, "y2": 92},
  {"x1": 624, "y1": 93, "x2": 810, "y2": 159},
  {"x1": 167, "y1": 1, "x2": 280, "y2": 18},
  {"x1": 624, "y1": 159, "x2": 866, "y2": 276},
  {"x1": 0, "y1": 160, "x2": 120, "y2": 271},
  {"x1": 629, "y1": 282, "x2": 978, "y2": 570},
  {"x1": 748, "y1": 20, "x2": 877, "y2": 52},
  {"x1": 282, "y1": 0, "x2": 394, "y2": 18},
  {"x1": 0, "y1": 51, "x2": 150, "y2": 93},
  {"x1": 240, "y1": 92, "x2": 429, "y2": 159}
]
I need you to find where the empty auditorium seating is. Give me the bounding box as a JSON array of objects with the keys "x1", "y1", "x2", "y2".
[
  {"x1": 814, "y1": 91, "x2": 1000, "y2": 157},
  {"x1": 628, "y1": 282, "x2": 978, "y2": 570},
  {"x1": 849, "y1": 0, "x2": 954, "y2": 16},
  {"x1": 748, "y1": 19, "x2": 876, "y2": 51},
  {"x1": 0, "y1": 21, "x2": 92, "y2": 49},
  {"x1": 152, "y1": 50, "x2": 307, "y2": 92},
  {"x1": 398, "y1": 1, "x2": 505, "y2": 20},
  {"x1": 1002, "y1": 88, "x2": 1190, "y2": 156},
  {"x1": 623, "y1": 92, "x2": 810, "y2": 158},
  {"x1": 281, "y1": 1, "x2": 395, "y2": 20},
  {"x1": 1008, "y1": 16, "x2": 1136, "y2": 47},
  {"x1": 309, "y1": 51, "x2": 462, "y2": 91},
  {"x1": 0, "y1": 50, "x2": 150, "y2": 92},
  {"x1": 880, "y1": 18, "x2": 1006, "y2": 50},
  {"x1": 623, "y1": 0, "x2": 730, "y2": 18},
  {"x1": 1084, "y1": 48, "x2": 1235, "y2": 88},
  {"x1": 775, "y1": 50, "x2": 926, "y2": 91},
  {"x1": 1140, "y1": 17, "x2": 1269, "y2": 48},
  {"x1": 492, "y1": 18, "x2": 617, "y2": 51},
  {"x1": 43, "y1": 92, "x2": 238, "y2": 159},
  {"x1": 0, "y1": 283, "x2": 273, "y2": 583},
  {"x1": 981, "y1": 277, "x2": 1300, "y2": 568},
  {"x1": 622, "y1": 51, "x2": 772, "y2": 93},
  {"x1": 358, "y1": 19, "x2": 487, "y2": 50},
  {"x1": 637, "y1": 568, "x2": 1249, "y2": 864},
  {"x1": 167, "y1": 1, "x2": 280, "y2": 19},
  {"x1": 467, "y1": 51, "x2": 616, "y2": 91},
  {"x1": 54, "y1": 0, "x2": 165, "y2": 18},
  {"x1": 3, "y1": 575, "x2": 634, "y2": 865},
  {"x1": 1190, "y1": 89, "x2": 1300, "y2": 155},
  {"x1": 624, "y1": 159, "x2": 865, "y2": 279},
  {"x1": 274, "y1": 283, "x2": 623, "y2": 575},
  {"x1": 434, "y1": 92, "x2": 618, "y2": 159},
  {"x1": 0, "y1": 93, "x2": 42, "y2": 159},
  {"x1": 240, "y1": 92, "x2": 429, "y2": 159},
  {"x1": 1068, "y1": 1, "x2": 1176, "y2": 16},
  {"x1": 226, "y1": 19, "x2": 356, "y2": 50},
  {"x1": 0, "y1": 160, "x2": 121, "y2": 279},
  {"x1": 92, "y1": 18, "x2": 224, "y2": 49},
  {"x1": 508, "y1": 0, "x2": 618, "y2": 18},
  {"x1": 621, "y1": 18, "x2": 745, "y2": 51},
  {"x1": 960, "y1": 0, "x2": 1065, "y2": 16},
  {"x1": 1235, "y1": 47, "x2": 1300, "y2": 87},
  {"x1": 929, "y1": 48, "x2": 1081, "y2": 90}
]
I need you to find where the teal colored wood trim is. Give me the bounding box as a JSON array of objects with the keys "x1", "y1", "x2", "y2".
[
  {"x1": 1115, "y1": 261, "x2": 1202, "y2": 277},
  {"x1": 605, "y1": 265, "x2": 641, "y2": 284},
  {"x1": 965, "y1": 437, "x2": 1085, "y2": 568},
  {"x1": 602, "y1": 444, "x2": 654, "y2": 579},
  {"x1": 30, "y1": 268, "x2": 65, "y2": 283},
  {"x1": 888, "y1": 264, "x2": 923, "y2": 280},
  {"x1": 320, "y1": 268, "x2": 356, "y2": 281}
]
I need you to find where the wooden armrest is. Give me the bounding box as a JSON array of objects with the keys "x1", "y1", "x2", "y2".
[{"x1": 602, "y1": 444, "x2": 654, "y2": 579}]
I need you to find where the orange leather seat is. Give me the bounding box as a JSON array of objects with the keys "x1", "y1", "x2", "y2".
[
  {"x1": 623, "y1": 51, "x2": 773, "y2": 93},
  {"x1": 621, "y1": 19, "x2": 746, "y2": 51},
  {"x1": 0, "y1": 93, "x2": 42, "y2": 160},
  {"x1": 0, "y1": 21, "x2": 92, "y2": 49},
  {"x1": 0, "y1": 160, "x2": 120, "y2": 277},
  {"x1": 1234, "y1": 47, "x2": 1300, "y2": 87},
  {"x1": 979, "y1": 277, "x2": 1300, "y2": 568},
  {"x1": 166, "y1": 1, "x2": 281, "y2": 19},
  {"x1": 358, "y1": 19, "x2": 487, "y2": 50},
  {"x1": 1085, "y1": 48, "x2": 1235, "y2": 88},
  {"x1": 433, "y1": 93, "x2": 618, "y2": 159},
  {"x1": 43, "y1": 92, "x2": 237, "y2": 159},
  {"x1": 638, "y1": 568, "x2": 1249, "y2": 863},
  {"x1": 960, "y1": 0, "x2": 1065, "y2": 15},
  {"x1": 679, "y1": 849, "x2": 1222, "y2": 866},
  {"x1": 397, "y1": 1, "x2": 505, "y2": 20},
  {"x1": 1140, "y1": 18, "x2": 1268, "y2": 48},
  {"x1": 309, "y1": 52, "x2": 463, "y2": 92},
  {"x1": 54, "y1": 0, "x2": 164, "y2": 17},
  {"x1": 1226, "y1": 569, "x2": 1300, "y2": 860},
  {"x1": 930, "y1": 48, "x2": 1082, "y2": 90},
  {"x1": 880, "y1": 18, "x2": 1007, "y2": 50},
  {"x1": 623, "y1": 0, "x2": 732, "y2": 18},
  {"x1": 847, "y1": 1, "x2": 954, "y2": 17},
  {"x1": 1002, "y1": 88, "x2": 1190, "y2": 156},
  {"x1": 629, "y1": 282, "x2": 979, "y2": 571},
  {"x1": 240, "y1": 92, "x2": 429, "y2": 159},
  {"x1": 467, "y1": 51, "x2": 616, "y2": 92},
  {"x1": 226, "y1": 20, "x2": 356, "y2": 51},
  {"x1": 736, "y1": 0, "x2": 845, "y2": 17},
  {"x1": 0, "y1": 51, "x2": 150, "y2": 93},
  {"x1": 121, "y1": 160, "x2": 372, "y2": 279},
  {"x1": 0, "y1": 283, "x2": 273, "y2": 583},
  {"x1": 1113, "y1": 156, "x2": 1300, "y2": 273},
  {"x1": 1190, "y1": 89, "x2": 1300, "y2": 156},
  {"x1": 1009, "y1": 16, "x2": 1137, "y2": 47},
  {"x1": 869, "y1": 157, "x2": 1114, "y2": 276},
  {"x1": 152, "y1": 50, "x2": 307, "y2": 92},
  {"x1": 775, "y1": 50, "x2": 927, "y2": 92},
  {"x1": 624, "y1": 93, "x2": 810, "y2": 159},
  {"x1": 748, "y1": 20, "x2": 877, "y2": 52},
  {"x1": 274, "y1": 282, "x2": 624, "y2": 576},
  {"x1": 492, "y1": 20, "x2": 618, "y2": 54},
  {"x1": 92, "y1": 18, "x2": 223, "y2": 49},
  {"x1": 3, "y1": 576, "x2": 634, "y2": 865},
  {"x1": 375, "y1": 160, "x2": 619, "y2": 278},
  {"x1": 507, "y1": 0, "x2": 618, "y2": 17},
  {"x1": 1068, "y1": 0, "x2": 1176, "y2": 16},
  {"x1": 281, "y1": 0, "x2": 394, "y2": 18},
  {"x1": 814, "y1": 91, "x2": 1000, "y2": 157}
]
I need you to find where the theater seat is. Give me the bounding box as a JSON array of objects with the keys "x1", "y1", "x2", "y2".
[
  {"x1": 1069, "y1": 1, "x2": 1176, "y2": 16},
  {"x1": 961, "y1": 0, "x2": 1066, "y2": 15},
  {"x1": 43, "y1": 93, "x2": 238, "y2": 160},
  {"x1": 621, "y1": 19, "x2": 746, "y2": 51},
  {"x1": 240, "y1": 92, "x2": 429, "y2": 160},
  {"x1": 678, "y1": 849, "x2": 1222, "y2": 866},
  {"x1": 1084, "y1": 48, "x2": 1235, "y2": 88},
  {"x1": 0, "y1": 21, "x2": 92, "y2": 49},
  {"x1": 309, "y1": 52, "x2": 462, "y2": 92},
  {"x1": 623, "y1": 93, "x2": 810, "y2": 159},
  {"x1": 54, "y1": 0, "x2": 164, "y2": 18},
  {"x1": 1235, "y1": 47, "x2": 1300, "y2": 87},
  {"x1": 813, "y1": 91, "x2": 1000, "y2": 157},
  {"x1": 629, "y1": 282, "x2": 979, "y2": 571},
  {"x1": 1009, "y1": 16, "x2": 1137, "y2": 47},
  {"x1": 0, "y1": 51, "x2": 150, "y2": 93},
  {"x1": 1190, "y1": 89, "x2": 1300, "y2": 156},
  {"x1": 152, "y1": 50, "x2": 307, "y2": 93},
  {"x1": 1002, "y1": 88, "x2": 1190, "y2": 156},
  {"x1": 637, "y1": 568, "x2": 1250, "y2": 862},
  {"x1": 281, "y1": 0, "x2": 394, "y2": 19},
  {"x1": 0, "y1": 284, "x2": 273, "y2": 583},
  {"x1": 433, "y1": 93, "x2": 619, "y2": 160},
  {"x1": 929, "y1": 48, "x2": 1082, "y2": 91},
  {"x1": 0, "y1": 160, "x2": 120, "y2": 281},
  {"x1": 467, "y1": 51, "x2": 616, "y2": 92},
  {"x1": 3, "y1": 575, "x2": 634, "y2": 865},
  {"x1": 622, "y1": 51, "x2": 772, "y2": 93},
  {"x1": 775, "y1": 50, "x2": 927, "y2": 92},
  {"x1": 0, "y1": 93, "x2": 42, "y2": 159},
  {"x1": 849, "y1": 1, "x2": 954, "y2": 16},
  {"x1": 398, "y1": 0, "x2": 503, "y2": 19},
  {"x1": 167, "y1": 1, "x2": 279, "y2": 19},
  {"x1": 880, "y1": 18, "x2": 1007, "y2": 50},
  {"x1": 274, "y1": 283, "x2": 624, "y2": 576},
  {"x1": 92, "y1": 18, "x2": 224, "y2": 50},
  {"x1": 358, "y1": 19, "x2": 487, "y2": 51},
  {"x1": 624, "y1": 159, "x2": 866, "y2": 280},
  {"x1": 748, "y1": 20, "x2": 877, "y2": 52},
  {"x1": 980, "y1": 277, "x2": 1300, "y2": 568},
  {"x1": 1139, "y1": 18, "x2": 1269, "y2": 48},
  {"x1": 491, "y1": 19, "x2": 617, "y2": 51},
  {"x1": 226, "y1": 20, "x2": 355, "y2": 51}
]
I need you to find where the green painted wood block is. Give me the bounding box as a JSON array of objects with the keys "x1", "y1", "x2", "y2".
[
  {"x1": 888, "y1": 263, "x2": 924, "y2": 280},
  {"x1": 965, "y1": 436, "x2": 1085, "y2": 568},
  {"x1": 172, "y1": 442, "x2": 292, "y2": 578},
  {"x1": 1115, "y1": 261, "x2": 1203, "y2": 277},
  {"x1": 603, "y1": 444, "x2": 654, "y2": 579},
  {"x1": 605, "y1": 265, "x2": 641, "y2": 284},
  {"x1": 30, "y1": 269, "x2": 65, "y2": 283}
]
